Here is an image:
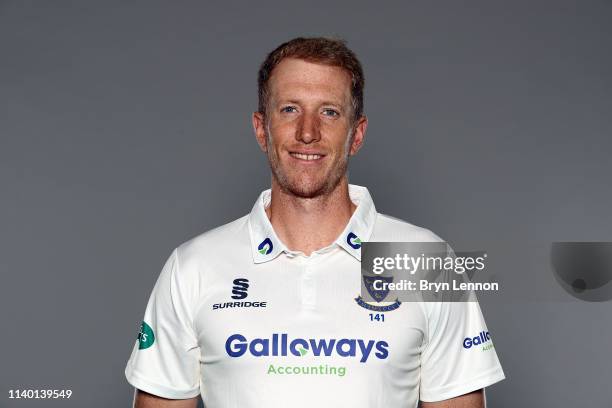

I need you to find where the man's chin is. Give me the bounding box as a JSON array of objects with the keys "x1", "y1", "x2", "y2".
[
  {"x1": 284, "y1": 184, "x2": 327, "y2": 199},
  {"x1": 280, "y1": 172, "x2": 350, "y2": 199},
  {"x1": 270, "y1": 163, "x2": 348, "y2": 198},
  {"x1": 279, "y1": 179, "x2": 331, "y2": 199}
]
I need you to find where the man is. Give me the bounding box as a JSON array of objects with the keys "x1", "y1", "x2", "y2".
[{"x1": 125, "y1": 37, "x2": 505, "y2": 408}]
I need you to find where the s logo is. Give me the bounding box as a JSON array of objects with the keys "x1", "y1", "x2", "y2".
[{"x1": 231, "y1": 278, "x2": 250, "y2": 299}]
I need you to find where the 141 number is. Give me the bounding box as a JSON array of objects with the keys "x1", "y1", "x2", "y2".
[{"x1": 369, "y1": 313, "x2": 385, "y2": 322}]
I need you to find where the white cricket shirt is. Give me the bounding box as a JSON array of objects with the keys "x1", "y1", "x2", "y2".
[{"x1": 125, "y1": 184, "x2": 505, "y2": 407}]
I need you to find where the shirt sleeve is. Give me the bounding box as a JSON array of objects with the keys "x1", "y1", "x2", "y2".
[
  {"x1": 125, "y1": 248, "x2": 201, "y2": 399},
  {"x1": 419, "y1": 291, "x2": 505, "y2": 402}
]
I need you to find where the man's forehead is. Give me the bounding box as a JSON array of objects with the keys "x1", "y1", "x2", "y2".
[{"x1": 269, "y1": 58, "x2": 352, "y2": 104}]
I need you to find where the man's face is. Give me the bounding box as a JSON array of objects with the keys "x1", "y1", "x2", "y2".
[{"x1": 253, "y1": 58, "x2": 366, "y2": 198}]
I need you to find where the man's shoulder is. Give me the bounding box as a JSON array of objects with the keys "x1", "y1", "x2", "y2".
[
  {"x1": 372, "y1": 212, "x2": 446, "y2": 243},
  {"x1": 175, "y1": 213, "x2": 251, "y2": 262}
]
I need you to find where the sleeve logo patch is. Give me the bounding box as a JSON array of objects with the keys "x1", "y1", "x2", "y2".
[
  {"x1": 137, "y1": 321, "x2": 155, "y2": 350},
  {"x1": 462, "y1": 330, "x2": 492, "y2": 350}
]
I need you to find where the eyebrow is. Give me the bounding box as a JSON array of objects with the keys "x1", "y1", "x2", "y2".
[{"x1": 277, "y1": 99, "x2": 345, "y2": 109}]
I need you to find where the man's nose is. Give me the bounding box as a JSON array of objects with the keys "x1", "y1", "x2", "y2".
[{"x1": 296, "y1": 111, "x2": 321, "y2": 144}]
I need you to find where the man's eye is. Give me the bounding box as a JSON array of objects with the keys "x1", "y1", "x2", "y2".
[
  {"x1": 281, "y1": 106, "x2": 297, "y2": 113},
  {"x1": 323, "y1": 109, "x2": 339, "y2": 117}
]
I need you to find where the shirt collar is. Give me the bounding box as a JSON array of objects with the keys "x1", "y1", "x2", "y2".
[{"x1": 248, "y1": 184, "x2": 377, "y2": 263}]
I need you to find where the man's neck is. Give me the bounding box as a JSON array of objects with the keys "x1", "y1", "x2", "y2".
[{"x1": 265, "y1": 178, "x2": 357, "y2": 256}]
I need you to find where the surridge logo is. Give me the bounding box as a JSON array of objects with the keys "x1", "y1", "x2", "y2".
[
  {"x1": 258, "y1": 238, "x2": 273, "y2": 255},
  {"x1": 137, "y1": 321, "x2": 155, "y2": 350},
  {"x1": 212, "y1": 278, "x2": 267, "y2": 310},
  {"x1": 231, "y1": 278, "x2": 249, "y2": 299},
  {"x1": 225, "y1": 333, "x2": 389, "y2": 363},
  {"x1": 347, "y1": 232, "x2": 362, "y2": 249}
]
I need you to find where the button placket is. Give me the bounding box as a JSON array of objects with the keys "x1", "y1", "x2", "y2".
[{"x1": 301, "y1": 260, "x2": 317, "y2": 308}]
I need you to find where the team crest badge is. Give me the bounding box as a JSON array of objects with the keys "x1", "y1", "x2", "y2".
[{"x1": 355, "y1": 275, "x2": 401, "y2": 312}]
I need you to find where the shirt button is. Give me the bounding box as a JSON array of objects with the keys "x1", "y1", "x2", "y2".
[{"x1": 301, "y1": 268, "x2": 316, "y2": 306}]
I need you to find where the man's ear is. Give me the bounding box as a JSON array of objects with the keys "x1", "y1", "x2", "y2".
[
  {"x1": 252, "y1": 111, "x2": 268, "y2": 152},
  {"x1": 349, "y1": 115, "x2": 368, "y2": 156}
]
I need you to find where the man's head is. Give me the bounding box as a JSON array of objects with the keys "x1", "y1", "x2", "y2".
[{"x1": 253, "y1": 37, "x2": 368, "y2": 198}]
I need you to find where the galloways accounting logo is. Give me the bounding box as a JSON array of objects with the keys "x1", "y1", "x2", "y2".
[
  {"x1": 346, "y1": 232, "x2": 362, "y2": 249},
  {"x1": 225, "y1": 333, "x2": 389, "y2": 377},
  {"x1": 258, "y1": 238, "x2": 273, "y2": 255},
  {"x1": 463, "y1": 331, "x2": 495, "y2": 351}
]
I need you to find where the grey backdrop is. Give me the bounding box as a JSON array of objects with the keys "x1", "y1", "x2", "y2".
[{"x1": 1, "y1": 1, "x2": 611, "y2": 407}]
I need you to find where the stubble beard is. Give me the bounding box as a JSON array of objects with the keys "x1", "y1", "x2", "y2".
[{"x1": 265, "y1": 123, "x2": 354, "y2": 199}]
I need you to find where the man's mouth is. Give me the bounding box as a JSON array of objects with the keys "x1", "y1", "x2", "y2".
[{"x1": 289, "y1": 152, "x2": 325, "y2": 161}]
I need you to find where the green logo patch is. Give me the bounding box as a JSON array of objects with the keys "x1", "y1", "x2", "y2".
[{"x1": 137, "y1": 321, "x2": 155, "y2": 349}]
